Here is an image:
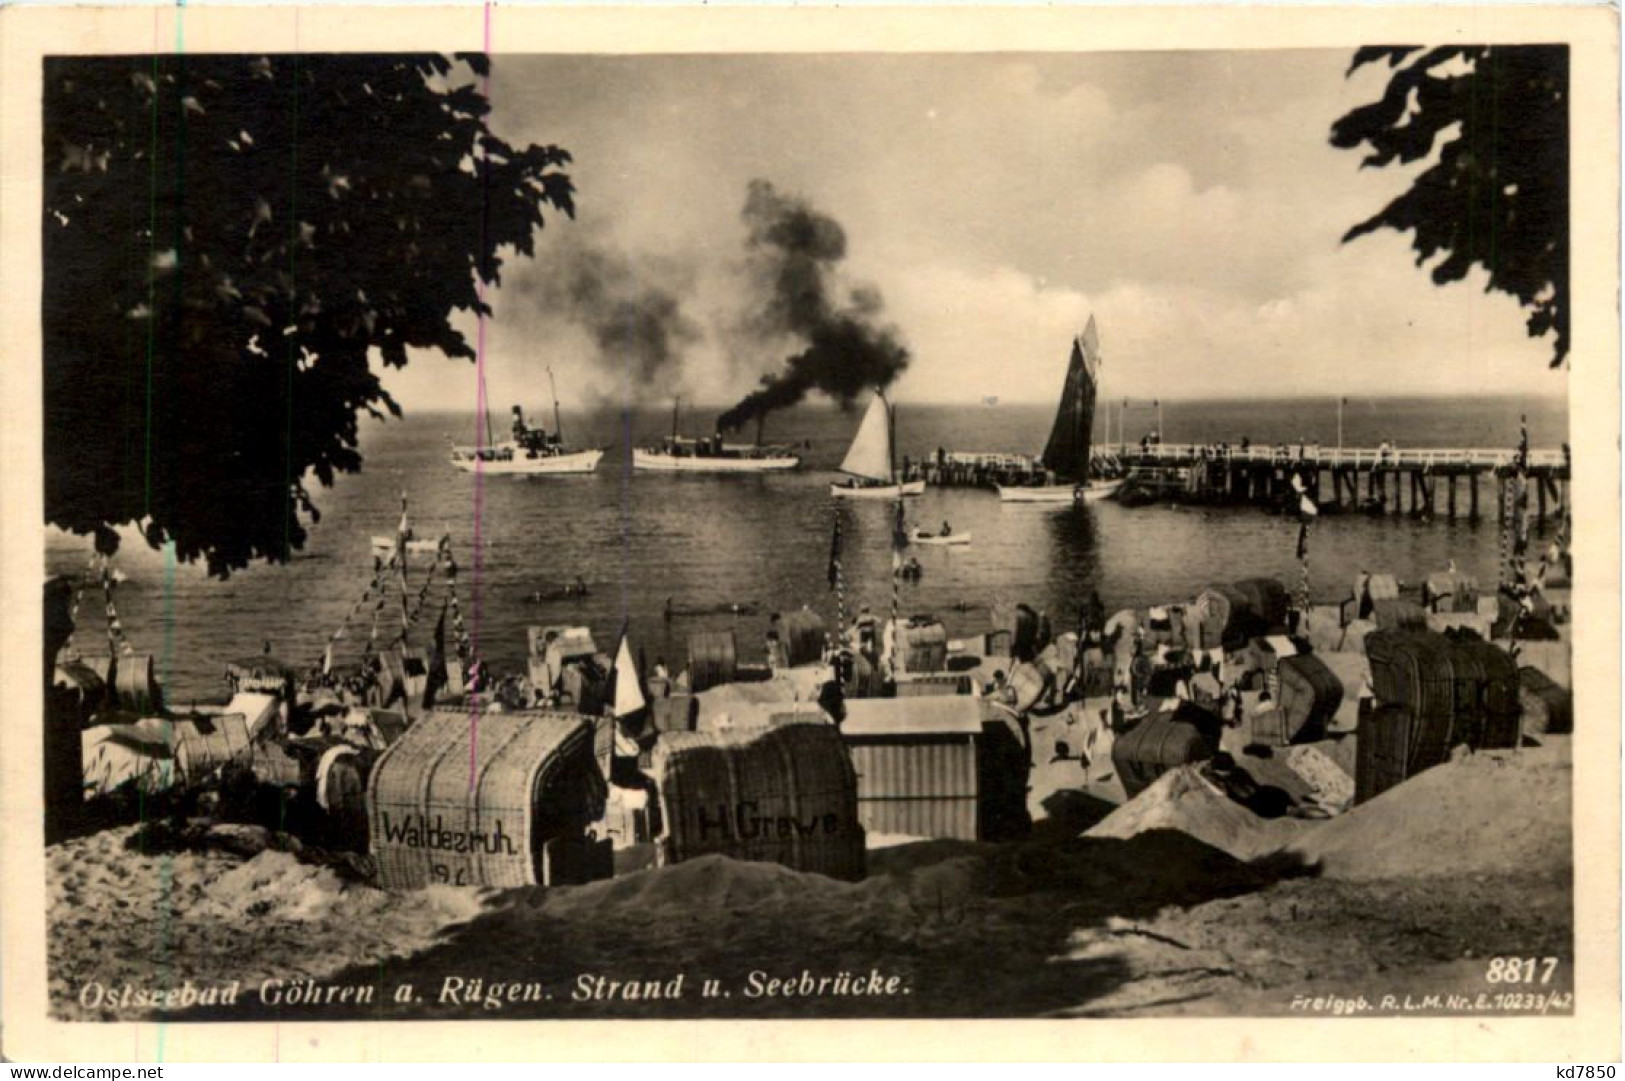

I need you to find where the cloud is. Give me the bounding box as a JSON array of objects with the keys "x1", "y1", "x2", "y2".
[{"x1": 379, "y1": 51, "x2": 1567, "y2": 414}]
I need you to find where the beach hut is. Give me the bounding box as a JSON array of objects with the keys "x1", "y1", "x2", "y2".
[
  {"x1": 82, "y1": 719, "x2": 178, "y2": 800},
  {"x1": 367, "y1": 709, "x2": 608, "y2": 890},
  {"x1": 1273, "y1": 654, "x2": 1345, "y2": 745},
  {"x1": 1111, "y1": 699, "x2": 1222, "y2": 800},
  {"x1": 651, "y1": 724, "x2": 864, "y2": 880},
  {"x1": 1232, "y1": 578, "x2": 1290, "y2": 630},
  {"x1": 780, "y1": 609, "x2": 828, "y2": 668},
  {"x1": 526, "y1": 626, "x2": 599, "y2": 694},
  {"x1": 886, "y1": 617, "x2": 949, "y2": 675},
  {"x1": 1371, "y1": 598, "x2": 1427, "y2": 632},
  {"x1": 838, "y1": 696, "x2": 1029, "y2": 842},
  {"x1": 1355, "y1": 704, "x2": 1456, "y2": 804},
  {"x1": 686, "y1": 630, "x2": 738, "y2": 693},
  {"x1": 172, "y1": 712, "x2": 257, "y2": 787},
  {"x1": 1191, "y1": 585, "x2": 1271, "y2": 650},
  {"x1": 694, "y1": 676, "x2": 819, "y2": 731},
  {"x1": 1424, "y1": 571, "x2": 1478, "y2": 613},
  {"x1": 893, "y1": 673, "x2": 974, "y2": 698},
  {"x1": 225, "y1": 655, "x2": 297, "y2": 701},
  {"x1": 1518, "y1": 666, "x2": 1572, "y2": 735},
  {"x1": 53, "y1": 660, "x2": 107, "y2": 720},
  {"x1": 112, "y1": 653, "x2": 162, "y2": 715}
]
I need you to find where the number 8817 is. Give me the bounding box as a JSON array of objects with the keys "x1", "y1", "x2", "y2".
[{"x1": 1485, "y1": 957, "x2": 1560, "y2": 984}]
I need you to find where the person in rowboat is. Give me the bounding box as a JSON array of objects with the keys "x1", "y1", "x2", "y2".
[{"x1": 940, "y1": 521, "x2": 953, "y2": 536}]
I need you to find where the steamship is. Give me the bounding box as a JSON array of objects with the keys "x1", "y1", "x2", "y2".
[
  {"x1": 632, "y1": 399, "x2": 801, "y2": 473},
  {"x1": 448, "y1": 369, "x2": 603, "y2": 476}
]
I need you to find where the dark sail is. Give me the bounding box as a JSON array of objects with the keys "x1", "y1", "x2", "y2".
[{"x1": 1039, "y1": 317, "x2": 1101, "y2": 481}]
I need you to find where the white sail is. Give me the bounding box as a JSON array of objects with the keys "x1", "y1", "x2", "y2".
[
  {"x1": 612, "y1": 634, "x2": 646, "y2": 718},
  {"x1": 1079, "y1": 314, "x2": 1101, "y2": 369},
  {"x1": 840, "y1": 393, "x2": 894, "y2": 483}
]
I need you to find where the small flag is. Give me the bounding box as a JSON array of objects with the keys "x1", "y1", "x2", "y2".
[
  {"x1": 1291, "y1": 473, "x2": 1318, "y2": 517},
  {"x1": 827, "y1": 514, "x2": 842, "y2": 590},
  {"x1": 891, "y1": 501, "x2": 909, "y2": 572},
  {"x1": 611, "y1": 630, "x2": 646, "y2": 718}
]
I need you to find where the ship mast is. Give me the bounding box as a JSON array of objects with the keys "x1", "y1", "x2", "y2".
[
  {"x1": 672, "y1": 396, "x2": 681, "y2": 441},
  {"x1": 477, "y1": 361, "x2": 494, "y2": 450},
  {"x1": 548, "y1": 367, "x2": 564, "y2": 443},
  {"x1": 884, "y1": 390, "x2": 896, "y2": 484}
]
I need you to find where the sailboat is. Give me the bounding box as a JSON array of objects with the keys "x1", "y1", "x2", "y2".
[
  {"x1": 997, "y1": 316, "x2": 1122, "y2": 504},
  {"x1": 632, "y1": 398, "x2": 800, "y2": 473},
  {"x1": 448, "y1": 368, "x2": 603, "y2": 475},
  {"x1": 829, "y1": 391, "x2": 925, "y2": 499}
]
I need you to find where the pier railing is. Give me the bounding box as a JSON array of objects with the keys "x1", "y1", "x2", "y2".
[{"x1": 1113, "y1": 443, "x2": 1567, "y2": 470}]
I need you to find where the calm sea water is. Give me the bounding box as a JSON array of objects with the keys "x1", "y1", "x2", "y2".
[{"x1": 49, "y1": 395, "x2": 1568, "y2": 704}]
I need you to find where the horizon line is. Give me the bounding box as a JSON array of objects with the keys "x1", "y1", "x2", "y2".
[{"x1": 397, "y1": 389, "x2": 1570, "y2": 414}]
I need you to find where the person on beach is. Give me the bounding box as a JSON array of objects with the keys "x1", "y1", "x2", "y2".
[
  {"x1": 1129, "y1": 638, "x2": 1152, "y2": 705},
  {"x1": 986, "y1": 669, "x2": 1016, "y2": 706}
]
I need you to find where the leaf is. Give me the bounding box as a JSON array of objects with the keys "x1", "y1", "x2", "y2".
[
  {"x1": 43, "y1": 53, "x2": 574, "y2": 576},
  {"x1": 1330, "y1": 45, "x2": 1568, "y2": 370}
]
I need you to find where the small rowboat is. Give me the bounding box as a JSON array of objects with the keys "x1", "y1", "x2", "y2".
[{"x1": 911, "y1": 530, "x2": 971, "y2": 546}]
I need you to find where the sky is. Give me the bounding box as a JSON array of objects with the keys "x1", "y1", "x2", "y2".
[{"x1": 383, "y1": 50, "x2": 1570, "y2": 415}]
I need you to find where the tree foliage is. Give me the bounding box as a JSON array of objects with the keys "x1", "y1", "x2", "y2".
[
  {"x1": 1331, "y1": 46, "x2": 1568, "y2": 368},
  {"x1": 44, "y1": 54, "x2": 574, "y2": 575}
]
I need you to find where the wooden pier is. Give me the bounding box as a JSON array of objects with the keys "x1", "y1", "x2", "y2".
[{"x1": 918, "y1": 443, "x2": 1570, "y2": 523}]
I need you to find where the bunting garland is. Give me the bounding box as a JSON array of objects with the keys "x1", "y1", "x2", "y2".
[
  {"x1": 364, "y1": 552, "x2": 397, "y2": 667},
  {"x1": 91, "y1": 553, "x2": 135, "y2": 657},
  {"x1": 1290, "y1": 470, "x2": 1317, "y2": 619},
  {"x1": 305, "y1": 552, "x2": 391, "y2": 681},
  {"x1": 395, "y1": 491, "x2": 414, "y2": 633},
  {"x1": 889, "y1": 497, "x2": 905, "y2": 676},
  {"x1": 1508, "y1": 418, "x2": 1531, "y2": 584},
  {"x1": 828, "y1": 499, "x2": 848, "y2": 654},
  {"x1": 1497, "y1": 415, "x2": 1534, "y2": 637},
  {"x1": 441, "y1": 539, "x2": 484, "y2": 693},
  {"x1": 389, "y1": 540, "x2": 447, "y2": 648}
]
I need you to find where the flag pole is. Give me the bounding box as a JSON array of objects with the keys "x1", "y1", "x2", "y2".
[{"x1": 549, "y1": 366, "x2": 564, "y2": 444}]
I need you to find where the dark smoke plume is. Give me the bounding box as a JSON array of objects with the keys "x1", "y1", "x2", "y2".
[
  {"x1": 510, "y1": 232, "x2": 699, "y2": 397},
  {"x1": 718, "y1": 180, "x2": 910, "y2": 432}
]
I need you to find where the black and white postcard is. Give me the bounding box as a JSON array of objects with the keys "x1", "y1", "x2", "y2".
[{"x1": 1, "y1": 3, "x2": 1617, "y2": 1063}]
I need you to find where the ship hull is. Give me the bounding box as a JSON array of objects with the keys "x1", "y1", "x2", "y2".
[
  {"x1": 829, "y1": 479, "x2": 926, "y2": 499},
  {"x1": 997, "y1": 480, "x2": 1122, "y2": 504},
  {"x1": 633, "y1": 449, "x2": 800, "y2": 473},
  {"x1": 449, "y1": 448, "x2": 603, "y2": 475},
  {"x1": 910, "y1": 531, "x2": 971, "y2": 546}
]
